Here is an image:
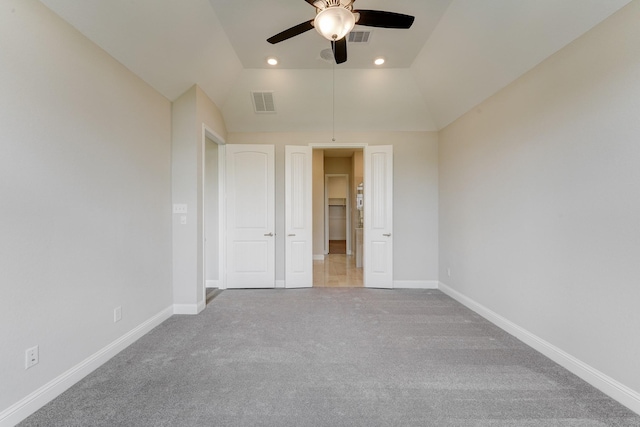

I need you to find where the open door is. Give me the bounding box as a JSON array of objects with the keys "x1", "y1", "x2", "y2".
[
  {"x1": 285, "y1": 146, "x2": 313, "y2": 288},
  {"x1": 364, "y1": 145, "x2": 393, "y2": 288},
  {"x1": 225, "y1": 145, "x2": 275, "y2": 288}
]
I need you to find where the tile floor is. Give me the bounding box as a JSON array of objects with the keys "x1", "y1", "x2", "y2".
[{"x1": 313, "y1": 254, "x2": 363, "y2": 287}]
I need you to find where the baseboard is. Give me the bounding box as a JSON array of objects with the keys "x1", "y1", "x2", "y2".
[
  {"x1": 205, "y1": 280, "x2": 219, "y2": 288},
  {"x1": 0, "y1": 306, "x2": 173, "y2": 427},
  {"x1": 313, "y1": 255, "x2": 325, "y2": 261},
  {"x1": 438, "y1": 282, "x2": 640, "y2": 415},
  {"x1": 393, "y1": 280, "x2": 439, "y2": 289},
  {"x1": 275, "y1": 280, "x2": 285, "y2": 289}
]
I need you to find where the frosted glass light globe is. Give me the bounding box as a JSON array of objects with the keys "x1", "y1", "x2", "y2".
[{"x1": 314, "y1": 7, "x2": 355, "y2": 41}]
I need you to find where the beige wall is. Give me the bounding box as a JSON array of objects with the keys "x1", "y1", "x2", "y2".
[
  {"x1": 172, "y1": 85, "x2": 228, "y2": 311},
  {"x1": 324, "y1": 157, "x2": 352, "y2": 175},
  {"x1": 327, "y1": 175, "x2": 348, "y2": 199},
  {"x1": 227, "y1": 131, "x2": 439, "y2": 283},
  {"x1": 312, "y1": 150, "x2": 325, "y2": 257},
  {"x1": 352, "y1": 152, "x2": 364, "y2": 252},
  {"x1": 439, "y1": 0, "x2": 640, "y2": 402},
  {"x1": 325, "y1": 158, "x2": 352, "y2": 248},
  {"x1": 0, "y1": 0, "x2": 172, "y2": 417}
]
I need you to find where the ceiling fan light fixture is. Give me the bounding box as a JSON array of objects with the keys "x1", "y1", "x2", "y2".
[{"x1": 314, "y1": 6, "x2": 355, "y2": 41}]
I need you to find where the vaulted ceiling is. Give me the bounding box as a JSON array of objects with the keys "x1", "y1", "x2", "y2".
[{"x1": 39, "y1": 0, "x2": 631, "y2": 133}]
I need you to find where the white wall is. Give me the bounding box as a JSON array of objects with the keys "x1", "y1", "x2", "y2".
[
  {"x1": 227, "y1": 131, "x2": 439, "y2": 283},
  {"x1": 0, "y1": 0, "x2": 172, "y2": 421},
  {"x1": 439, "y1": 0, "x2": 640, "y2": 409}
]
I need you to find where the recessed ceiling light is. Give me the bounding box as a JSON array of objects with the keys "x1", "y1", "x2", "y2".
[
  {"x1": 267, "y1": 57, "x2": 278, "y2": 66},
  {"x1": 374, "y1": 57, "x2": 385, "y2": 66}
]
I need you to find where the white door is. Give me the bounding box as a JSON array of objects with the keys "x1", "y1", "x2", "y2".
[
  {"x1": 364, "y1": 145, "x2": 393, "y2": 288},
  {"x1": 226, "y1": 145, "x2": 275, "y2": 288},
  {"x1": 285, "y1": 146, "x2": 313, "y2": 288}
]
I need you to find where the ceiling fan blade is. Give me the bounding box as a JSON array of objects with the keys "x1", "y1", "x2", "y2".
[
  {"x1": 267, "y1": 20, "x2": 314, "y2": 44},
  {"x1": 354, "y1": 10, "x2": 415, "y2": 29},
  {"x1": 304, "y1": 0, "x2": 321, "y2": 6},
  {"x1": 331, "y1": 38, "x2": 347, "y2": 64}
]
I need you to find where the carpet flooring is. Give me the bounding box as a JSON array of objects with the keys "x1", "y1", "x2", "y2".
[{"x1": 19, "y1": 289, "x2": 640, "y2": 426}]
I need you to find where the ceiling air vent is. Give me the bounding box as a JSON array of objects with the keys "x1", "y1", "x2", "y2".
[
  {"x1": 251, "y1": 91, "x2": 276, "y2": 114},
  {"x1": 348, "y1": 31, "x2": 371, "y2": 43}
]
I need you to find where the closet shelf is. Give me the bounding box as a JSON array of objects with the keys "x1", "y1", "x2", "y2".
[{"x1": 328, "y1": 198, "x2": 347, "y2": 206}]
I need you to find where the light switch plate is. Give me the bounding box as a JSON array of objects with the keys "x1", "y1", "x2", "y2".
[{"x1": 173, "y1": 204, "x2": 187, "y2": 214}]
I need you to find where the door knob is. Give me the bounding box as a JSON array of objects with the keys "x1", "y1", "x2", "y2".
[{"x1": 264, "y1": 232, "x2": 274, "y2": 237}]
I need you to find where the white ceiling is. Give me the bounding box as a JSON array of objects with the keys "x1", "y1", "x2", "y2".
[
  {"x1": 210, "y1": 0, "x2": 453, "y2": 69},
  {"x1": 39, "y1": 0, "x2": 632, "y2": 133}
]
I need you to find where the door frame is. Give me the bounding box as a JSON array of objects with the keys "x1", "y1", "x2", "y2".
[
  {"x1": 324, "y1": 174, "x2": 350, "y2": 255},
  {"x1": 309, "y1": 142, "x2": 378, "y2": 287},
  {"x1": 201, "y1": 125, "x2": 226, "y2": 297}
]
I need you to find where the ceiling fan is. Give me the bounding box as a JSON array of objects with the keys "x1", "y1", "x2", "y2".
[{"x1": 266, "y1": 0, "x2": 415, "y2": 64}]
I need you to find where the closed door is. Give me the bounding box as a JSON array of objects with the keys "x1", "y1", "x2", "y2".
[
  {"x1": 285, "y1": 146, "x2": 313, "y2": 288},
  {"x1": 364, "y1": 145, "x2": 393, "y2": 288},
  {"x1": 225, "y1": 145, "x2": 275, "y2": 288}
]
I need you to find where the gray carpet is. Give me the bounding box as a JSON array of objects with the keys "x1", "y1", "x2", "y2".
[{"x1": 20, "y1": 289, "x2": 640, "y2": 426}]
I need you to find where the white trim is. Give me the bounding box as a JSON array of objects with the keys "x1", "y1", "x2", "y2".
[
  {"x1": 0, "y1": 306, "x2": 173, "y2": 427},
  {"x1": 203, "y1": 126, "x2": 225, "y2": 148},
  {"x1": 275, "y1": 280, "x2": 285, "y2": 289},
  {"x1": 393, "y1": 280, "x2": 439, "y2": 289},
  {"x1": 309, "y1": 142, "x2": 368, "y2": 149},
  {"x1": 173, "y1": 304, "x2": 202, "y2": 315},
  {"x1": 205, "y1": 280, "x2": 220, "y2": 288},
  {"x1": 438, "y1": 282, "x2": 640, "y2": 415},
  {"x1": 313, "y1": 254, "x2": 326, "y2": 261}
]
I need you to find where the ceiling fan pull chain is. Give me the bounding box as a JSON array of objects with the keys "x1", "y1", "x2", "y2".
[{"x1": 332, "y1": 62, "x2": 336, "y2": 142}]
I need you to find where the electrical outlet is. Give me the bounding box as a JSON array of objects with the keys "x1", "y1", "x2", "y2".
[
  {"x1": 25, "y1": 346, "x2": 39, "y2": 369},
  {"x1": 114, "y1": 306, "x2": 122, "y2": 323},
  {"x1": 180, "y1": 215, "x2": 187, "y2": 225}
]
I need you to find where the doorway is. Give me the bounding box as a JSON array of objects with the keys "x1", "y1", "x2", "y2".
[
  {"x1": 204, "y1": 136, "x2": 219, "y2": 290},
  {"x1": 313, "y1": 149, "x2": 363, "y2": 287},
  {"x1": 203, "y1": 126, "x2": 225, "y2": 301},
  {"x1": 325, "y1": 174, "x2": 349, "y2": 255}
]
